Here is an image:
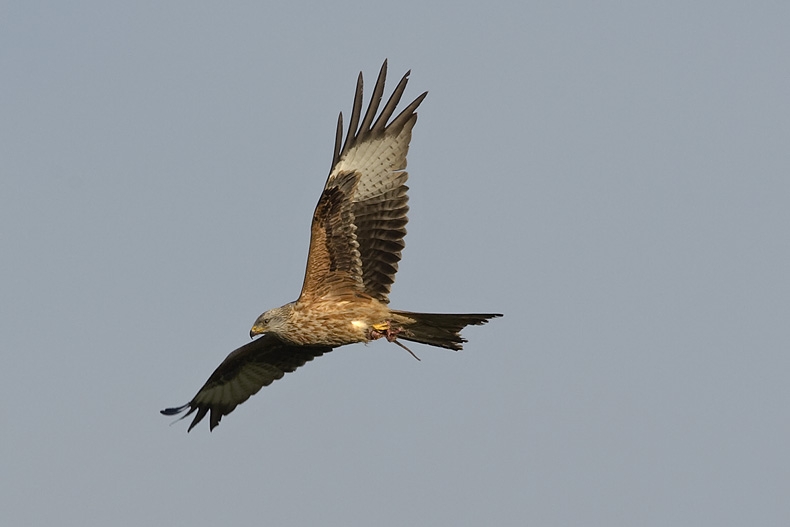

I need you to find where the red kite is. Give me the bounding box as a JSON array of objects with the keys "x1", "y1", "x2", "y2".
[{"x1": 163, "y1": 61, "x2": 501, "y2": 431}]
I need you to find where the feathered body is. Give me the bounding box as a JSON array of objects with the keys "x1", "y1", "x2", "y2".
[{"x1": 261, "y1": 297, "x2": 494, "y2": 351}]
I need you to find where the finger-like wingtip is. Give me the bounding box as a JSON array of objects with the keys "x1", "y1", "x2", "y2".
[{"x1": 160, "y1": 403, "x2": 190, "y2": 416}]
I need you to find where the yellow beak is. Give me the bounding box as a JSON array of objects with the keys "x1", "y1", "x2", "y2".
[{"x1": 250, "y1": 325, "x2": 264, "y2": 339}]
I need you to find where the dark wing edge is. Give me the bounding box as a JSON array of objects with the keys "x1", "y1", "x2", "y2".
[
  {"x1": 331, "y1": 59, "x2": 428, "y2": 170},
  {"x1": 161, "y1": 334, "x2": 333, "y2": 432}
]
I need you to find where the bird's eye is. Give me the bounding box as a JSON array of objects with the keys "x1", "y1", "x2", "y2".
[{"x1": 263, "y1": 318, "x2": 270, "y2": 324}]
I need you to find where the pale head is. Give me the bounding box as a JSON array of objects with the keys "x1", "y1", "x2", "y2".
[{"x1": 250, "y1": 303, "x2": 295, "y2": 339}]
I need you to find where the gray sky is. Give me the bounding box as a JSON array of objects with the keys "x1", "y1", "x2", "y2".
[{"x1": 2, "y1": 2, "x2": 788, "y2": 526}]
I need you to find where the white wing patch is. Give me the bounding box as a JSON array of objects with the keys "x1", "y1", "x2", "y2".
[{"x1": 331, "y1": 130, "x2": 412, "y2": 203}]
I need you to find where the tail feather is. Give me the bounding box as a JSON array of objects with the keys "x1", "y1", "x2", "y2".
[{"x1": 392, "y1": 310, "x2": 502, "y2": 351}]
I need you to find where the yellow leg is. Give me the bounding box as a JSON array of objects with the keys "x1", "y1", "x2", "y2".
[{"x1": 372, "y1": 321, "x2": 390, "y2": 332}]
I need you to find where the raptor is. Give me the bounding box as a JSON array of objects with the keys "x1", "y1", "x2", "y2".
[{"x1": 163, "y1": 61, "x2": 502, "y2": 431}]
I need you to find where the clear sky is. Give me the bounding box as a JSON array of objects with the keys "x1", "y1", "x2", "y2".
[{"x1": 2, "y1": 2, "x2": 788, "y2": 526}]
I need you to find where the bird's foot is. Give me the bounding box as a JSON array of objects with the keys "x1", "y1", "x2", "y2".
[
  {"x1": 371, "y1": 321, "x2": 401, "y2": 342},
  {"x1": 369, "y1": 322, "x2": 421, "y2": 361}
]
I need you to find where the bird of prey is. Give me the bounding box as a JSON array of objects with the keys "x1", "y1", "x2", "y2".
[{"x1": 162, "y1": 60, "x2": 502, "y2": 431}]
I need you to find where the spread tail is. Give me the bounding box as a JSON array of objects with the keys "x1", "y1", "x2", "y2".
[{"x1": 392, "y1": 310, "x2": 502, "y2": 351}]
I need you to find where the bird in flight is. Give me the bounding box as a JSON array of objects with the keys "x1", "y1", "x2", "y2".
[{"x1": 162, "y1": 60, "x2": 502, "y2": 431}]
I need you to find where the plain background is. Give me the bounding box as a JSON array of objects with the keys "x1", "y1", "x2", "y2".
[{"x1": 2, "y1": 2, "x2": 788, "y2": 525}]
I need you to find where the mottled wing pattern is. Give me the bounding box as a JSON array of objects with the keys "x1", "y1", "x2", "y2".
[
  {"x1": 299, "y1": 60, "x2": 427, "y2": 303},
  {"x1": 298, "y1": 171, "x2": 365, "y2": 301},
  {"x1": 161, "y1": 334, "x2": 333, "y2": 431}
]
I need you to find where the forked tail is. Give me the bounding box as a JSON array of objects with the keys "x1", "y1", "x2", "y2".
[{"x1": 392, "y1": 310, "x2": 502, "y2": 351}]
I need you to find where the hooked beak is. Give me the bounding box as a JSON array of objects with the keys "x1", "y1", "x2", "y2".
[{"x1": 250, "y1": 324, "x2": 264, "y2": 339}]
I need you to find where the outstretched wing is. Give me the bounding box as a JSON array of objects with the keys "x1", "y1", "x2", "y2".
[
  {"x1": 298, "y1": 60, "x2": 428, "y2": 303},
  {"x1": 161, "y1": 334, "x2": 333, "y2": 432}
]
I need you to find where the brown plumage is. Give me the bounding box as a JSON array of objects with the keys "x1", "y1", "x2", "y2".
[{"x1": 162, "y1": 60, "x2": 502, "y2": 431}]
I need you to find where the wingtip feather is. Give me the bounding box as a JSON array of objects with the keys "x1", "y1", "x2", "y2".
[{"x1": 160, "y1": 403, "x2": 190, "y2": 416}]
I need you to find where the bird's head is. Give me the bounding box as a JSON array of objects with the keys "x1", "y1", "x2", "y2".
[{"x1": 250, "y1": 304, "x2": 293, "y2": 339}]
